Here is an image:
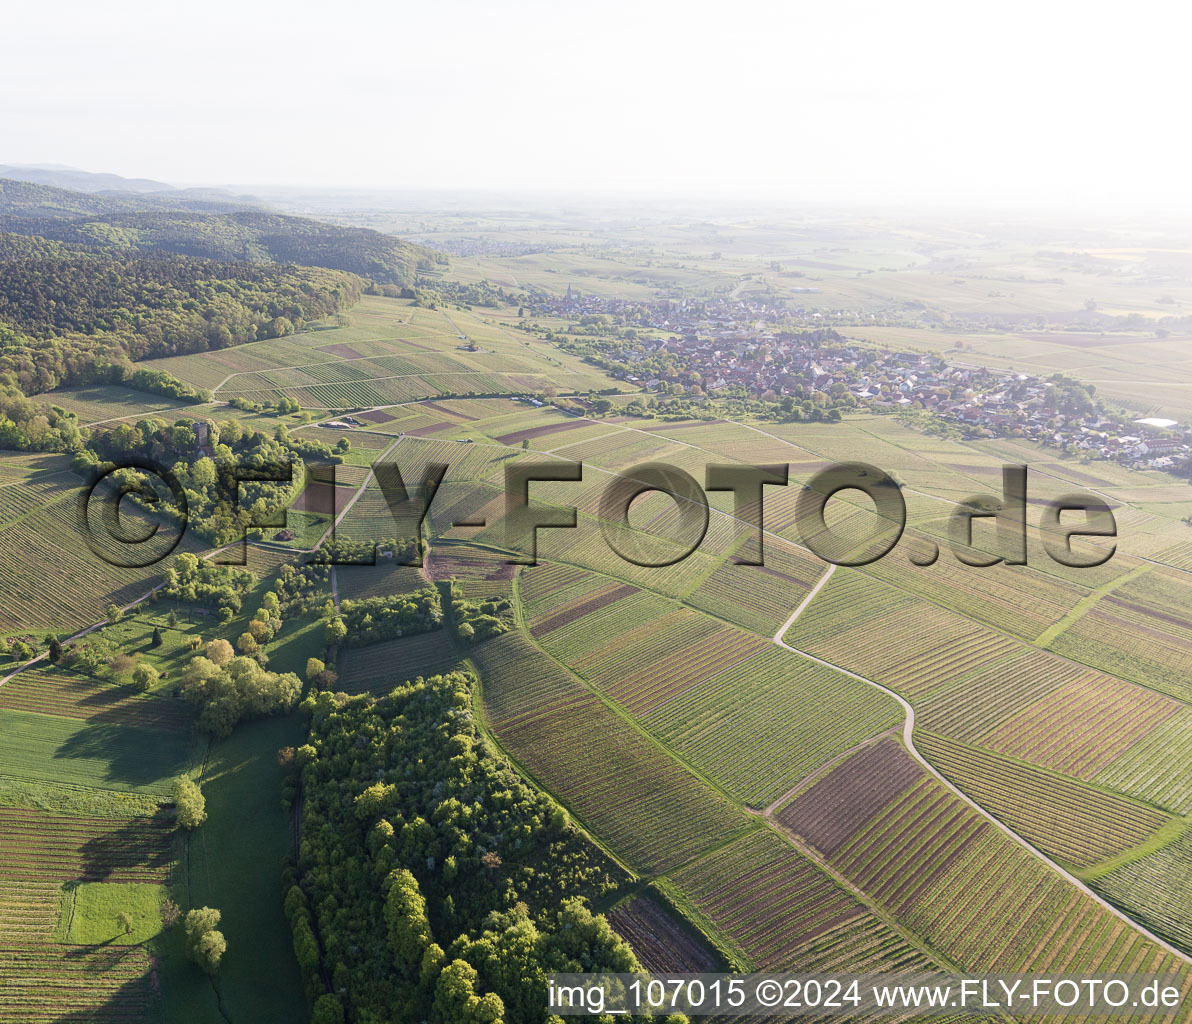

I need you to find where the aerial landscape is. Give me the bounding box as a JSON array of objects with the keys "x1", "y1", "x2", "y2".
[{"x1": 4, "y1": 2, "x2": 1192, "y2": 1022}]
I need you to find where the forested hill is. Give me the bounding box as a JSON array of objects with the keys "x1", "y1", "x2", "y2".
[
  {"x1": 0, "y1": 232, "x2": 362, "y2": 395},
  {"x1": 0, "y1": 179, "x2": 440, "y2": 286}
]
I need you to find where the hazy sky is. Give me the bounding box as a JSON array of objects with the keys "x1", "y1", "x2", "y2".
[{"x1": 4, "y1": 0, "x2": 1190, "y2": 209}]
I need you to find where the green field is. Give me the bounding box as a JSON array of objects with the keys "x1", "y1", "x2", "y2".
[
  {"x1": 0, "y1": 708, "x2": 199, "y2": 795},
  {"x1": 164, "y1": 715, "x2": 309, "y2": 1024}
]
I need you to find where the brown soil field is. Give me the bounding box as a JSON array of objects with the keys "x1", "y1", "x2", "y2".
[
  {"x1": 495, "y1": 419, "x2": 594, "y2": 445},
  {"x1": 775, "y1": 737, "x2": 923, "y2": 855},
  {"x1": 608, "y1": 895, "x2": 720, "y2": 972},
  {"x1": 316, "y1": 343, "x2": 366, "y2": 358}
]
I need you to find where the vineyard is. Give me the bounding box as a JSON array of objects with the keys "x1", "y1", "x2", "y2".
[
  {"x1": 916, "y1": 646, "x2": 1081, "y2": 742},
  {"x1": 1095, "y1": 708, "x2": 1192, "y2": 814},
  {"x1": 980, "y1": 672, "x2": 1181, "y2": 778},
  {"x1": 783, "y1": 569, "x2": 1020, "y2": 699},
  {"x1": 538, "y1": 591, "x2": 767, "y2": 715},
  {"x1": 1094, "y1": 827, "x2": 1192, "y2": 954},
  {"x1": 0, "y1": 479, "x2": 200, "y2": 633},
  {"x1": 667, "y1": 830, "x2": 940, "y2": 973},
  {"x1": 774, "y1": 737, "x2": 924, "y2": 855},
  {"x1": 917, "y1": 732, "x2": 1173, "y2": 869},
  {"x1": 469, "y1": 629, "x2": 751, "y2": 874},
  {"x1": 422, "y1": 544, "x2": 515, "y2": 602},
  {"x1": 0, "y1": 806, "x2": 171, "y2": 1023},
  {"x1": 606, "y1": 895, "x2": 721, "y2": 972},
  {"x1": 812, "y1": 767, "x2": 1190, "y2": 1004},
  {"x1": 685, "y1": 540, "x2": 826, "y2": 636},
  {"x1": 646, "y1": 645, "x2": 903, "y2": 807},
  {"x1": 866, "y1": 551, "x2": 1089, "y2": 642},
  {"x1": 527, "y1": 580, "x2": 639, "y2": 636},
  {"x1": 1048, "y1": 567, "x2": 1192, "y2": 702},
  {"x1": 335, "y1": 561, "x2": 428, "y2": 602},
  {"x1": 221, "y1": 370, "x2": 608, "y2": 410},
  {"x1": 337, "y1": 632, "x2": 461, "y2": 694},
  {"x1": 0, "y1": 665, "x2": 192, "y2": 732}
]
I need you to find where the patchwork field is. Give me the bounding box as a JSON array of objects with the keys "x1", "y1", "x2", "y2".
[{"x1": 667, "y1": 830, "x2": 939, "y2": 973}]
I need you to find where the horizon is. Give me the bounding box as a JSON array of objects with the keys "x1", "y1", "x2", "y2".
[{"x1": 6, "y1": 0, "x2": 1192, "y2": 212}]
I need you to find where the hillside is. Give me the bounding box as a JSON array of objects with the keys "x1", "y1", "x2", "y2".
[
  {"x1": 0, "y1": 232, "x2": 363, "y2": 395},
  {"x1": 0, "y1": 179, "x2": 440, "y2": 285}
]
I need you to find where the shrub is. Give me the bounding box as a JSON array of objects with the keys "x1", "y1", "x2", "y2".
[{"x1": 174, "y1": 776, "x2": 207, "y2": 830}]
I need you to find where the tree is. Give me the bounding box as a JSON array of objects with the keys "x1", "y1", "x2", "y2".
[
  {"x1": 184, "y1": 907, "x2": 226, "y2": 974},
  {"x1": 431, "y1": 959, "x2": 505, "y2": 1024},
  {"x1": 191, "y1": 456, "x2": 217, "y2": 488},
  {"x1": 160, "y1": 899, "x2": 181, "y2": 929},
  {"x1": 174, "y1": 776, "x2": 207, "y2": 830},
  {"x1": 311, "y1": 995, "x2": 346, "y2": 1024},
  {"x1": 384, "y1": 868, "x2": 432, "y2": 965},
  {"x1": 105, "y1": 603, "x2": 123, "y2": 624},
  {"x1": 150, "y1": 626, "x2": 163, "y2": 648},
  {"x1": 131, "y1": 662, "x2": 159, "y2": 692},
  {"x1": 117, "y1": 911, "x2": 133, "y2": 936},
  {"x1": 206, "y1": 638, "x2": 234, "y2": 666},
  {"x1": 47, "y1": 636, "x2": 63, "y2": 663},
  {"x1": 324, "y1": 616, "x2": 347, "y2": 646},
  {"x1": 236, "y1": 632, "x2": 260, "y2": 657},
  {"x1": 168, "y1": 609, "x2": 178, "y2": 628},
  {"x1": 305, "y1": 657, "x2": 325, "y2": 682}
]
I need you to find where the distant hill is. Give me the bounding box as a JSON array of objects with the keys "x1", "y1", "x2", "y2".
[
  {"x1": 0, "y1": 179, "x2": 441, "y2": 285},
  {"x1": 0, "y1": 164, "x2": 174, "y2": 193}
]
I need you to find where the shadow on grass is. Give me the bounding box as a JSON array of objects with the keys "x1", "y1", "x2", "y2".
[
  {"x1": 53, "y1": 722, "x2": 188, "y2": 789},
  {"x1": 52, "y1": 966, "x2": 159, "y2": 1022},
  {"x1": 77, "y1": 812, "x2": 174, "y2": 881}
]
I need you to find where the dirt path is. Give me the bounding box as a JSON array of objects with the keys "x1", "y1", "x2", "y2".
[
  {"x1": 310, "y1": 434, "x2": 404, "y2": 552},
  {"x1": 440, "y1": 311, "x2": 467, "y2": 340}
]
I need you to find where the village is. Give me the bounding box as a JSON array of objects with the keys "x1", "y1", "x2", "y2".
[{"x1": 537, "y1": 287, "x2": 1192, "y2": 477}]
